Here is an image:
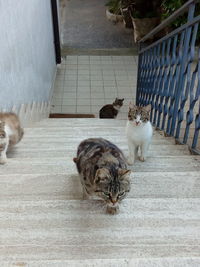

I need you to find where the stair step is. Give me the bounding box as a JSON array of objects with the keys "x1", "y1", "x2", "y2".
[
  {"x1": 0, "y1": 199, "x2": 199, "y2": 260},
  {"x1": 2, "y1": 258, "x2": 200, "y2": 267},
  {"x1": 8, "y1": 145, "x2": 190, "y2": 158},
  {"x1": 34, "y1": 118, "x2": 127, "y2": 126},
  {"x1": 0, "y1": 117, "x2": 199, "y2": 261},
  {"x1": 19, "y1": 138, "x2": 175, "y2": 147},
  {"x1": 1, "y1": 156, "x2": 199, "y2": 175},
  {"x1": 0, "y1": 171, "x2": 199, "y2": 200}
]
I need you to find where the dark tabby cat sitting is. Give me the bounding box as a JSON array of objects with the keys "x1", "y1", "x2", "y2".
[
  {"x1": 73, "y1": 138, "x2": 131, "y2": 214},
  {"x1": 99, "y1": 98, "x2": 124, "y2": 119}
]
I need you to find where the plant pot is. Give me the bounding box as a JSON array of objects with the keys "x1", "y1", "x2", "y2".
[
  {"x1": 131, "y1": 17, "x2": 159, "y2": 42},
  {"x1": 120, "y1": 7, "x2": 133, "y2": 28},
  {"x1": 106, "y1": 9, "x2": 123, "y2": 23}
]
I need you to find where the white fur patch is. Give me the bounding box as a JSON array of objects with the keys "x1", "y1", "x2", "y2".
[
  {"x1": 126, "y1": 120, "x2": 153, "y2": 146},
  {"x1": 126, "y1": 120, "x2": 153, "y2": 164},
  {"x1": 4, "y1": 125, "x2": 13, "y2": 137},
  {"x1": 113, "y1": 105, "x2": 121, "y2": 111}
]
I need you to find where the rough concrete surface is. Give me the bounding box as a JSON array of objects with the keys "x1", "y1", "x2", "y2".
[{"x1": 61, "y1": 0, "x2": 136, "y2": 49}]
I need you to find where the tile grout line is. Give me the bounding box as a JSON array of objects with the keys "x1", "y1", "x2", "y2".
[
  {"x1": 101, "y1": 56, "x2": 107, "y2": 105},
  {"x1": 113, "y1": 55, "x2": 119, "y2": 99},
  {"x1": 75, "y1": 56, "x2": 78, "y2": 113},
  {"x1": 89, "y1": 56, "x2": 92, "y2": 114}
]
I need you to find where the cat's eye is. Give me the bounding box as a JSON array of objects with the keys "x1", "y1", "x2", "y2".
[
  {"x1": 118, "y1": 192, "x2": 125, "y2": 197},
  {"x1": 103, "y1": 192, "x2": 110, "y2": 197}
]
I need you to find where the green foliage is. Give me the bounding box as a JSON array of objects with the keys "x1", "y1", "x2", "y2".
[
  {"x1": 161, "y1": 0, "x2": 187, "y2": 26},
  {"x1": 129, "y1": 0, "x2": 159, "y2": 19},
  {"x1": 120, "y1": 0, "x2": 134, "y2": 9},
  {"x1": 131, "y1": 9, "x2": 158, "y2": 19},
  {"x1": 106, "y1": 0, "x2": 121, "y2": 15},
  {"x1": 161, "y1": 0, "x2": 200, "y2": 43}
]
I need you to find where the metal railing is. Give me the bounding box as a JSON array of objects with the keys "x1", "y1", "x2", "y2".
[{"x1": 136, "y1": 0, "x2": 200, "y2": 154}]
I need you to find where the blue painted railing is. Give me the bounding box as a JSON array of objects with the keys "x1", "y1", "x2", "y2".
[{"x1": 136, "y1": 0, "x2": 200, "y2": 154}]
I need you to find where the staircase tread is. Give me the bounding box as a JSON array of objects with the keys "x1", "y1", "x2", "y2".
[
  {"x1": 1, "y1": 258, "x2": 200, "y2": 267},
  {"x1": 0, "y1": 118, "x2": 200, "y2": 260}
]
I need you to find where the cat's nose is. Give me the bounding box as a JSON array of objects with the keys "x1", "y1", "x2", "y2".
[
  {"x1": 136, "y1": 121, "x2": 140, "y2": 125},
  {"x1": 111, "y1": 199, "x2": 117, "y2": 205}
]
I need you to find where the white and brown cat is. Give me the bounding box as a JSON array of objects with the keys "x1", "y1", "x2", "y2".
[
  {"x1": 0, "y1": 112, "x2": 24, "y2": 164},
  {"x1": 126, "y1": 103, "x2": 153, "y2": 165},
  {"x1": 99, "y1": 98, "x2": 124, "y2": 119}
]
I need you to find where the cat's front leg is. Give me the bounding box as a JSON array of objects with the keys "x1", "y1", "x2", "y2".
[
  {"x1": 0, "y1": 141, "x2": 8, "y2": 164},
  {"x1": 79, "y1": 176, "x2": 90, "y2": 200},
  {"x1": 0, "y1": 149, "x2": 7, "y2": 164},
  {"x1": 82, "y1": 186, "x2": 90, "y2": 200},
  {"x1": 140, "y1": 142, "x2": 150, "y2": 162},
  {"x1": 127, "y1": 141, "x2": 137, "y2": 165}
]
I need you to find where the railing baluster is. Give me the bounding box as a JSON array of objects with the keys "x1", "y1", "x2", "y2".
[
  {"x1": 136, "y1": 0, "x2": 200, "y2": 154},
  {"x1": 157, "y1": 38, "x2": 172, "y2": 129},
  {"x1": 176, "y1": 23, "x2": 199, "y2": 142},
  {"x1": 162, "y1": 34, "x2": 178, "y2": 131}
]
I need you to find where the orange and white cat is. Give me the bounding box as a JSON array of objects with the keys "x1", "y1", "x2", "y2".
[{"x1": 0, "y1": 113, "x2": 24, "y2": 164}]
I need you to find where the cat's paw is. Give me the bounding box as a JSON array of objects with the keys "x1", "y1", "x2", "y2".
[
  {"x1": 0, "y1": 158, "x2": 7, "y2": 164},
  {"x1": 139, "y1": 156, "x2": 146, "y2": 162},
  {"x1": 106, "y1": 205, "x2": 119, "y2": 215},
  {"x1": 127, "y1": 157, "x2": 134, "y2": 165},
  {"x1": 82, "y1": 192, "x2": 89, "y2": 200}
]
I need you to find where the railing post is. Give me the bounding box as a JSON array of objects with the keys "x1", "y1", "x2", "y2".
[
  {"x1": 136, "y1": 43, "x2": 142, "y2": 106},
  {"x1": 170, "y1": 3, "x2": 196, "y2": 136}
]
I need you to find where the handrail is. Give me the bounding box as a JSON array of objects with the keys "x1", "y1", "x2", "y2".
[
  {"x1": 139, "y1": 0, "x2": 199, "y2": 42},
  {"x1": 139, "y1": 14, "x2": 200, "y2": 54}
]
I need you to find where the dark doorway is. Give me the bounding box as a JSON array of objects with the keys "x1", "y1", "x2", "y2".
[{"x1": 51, "y1": 0, "x2": 61, "y2": 64}]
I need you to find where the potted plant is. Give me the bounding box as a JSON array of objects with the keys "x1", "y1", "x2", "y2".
[
  {"x1": 105, "y1": 0, "x2": 123, "y2": 23},
  {"x1": 130, "y1": 0, "x2": 160, "y2": 42},
  {"x1": 120, "y1": 0, "x2": 134, "y2": 28}
]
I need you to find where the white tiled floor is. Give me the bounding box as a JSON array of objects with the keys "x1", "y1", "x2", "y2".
[{"x1": 51, "y1": 55, "x2": 138, "y2": 119}]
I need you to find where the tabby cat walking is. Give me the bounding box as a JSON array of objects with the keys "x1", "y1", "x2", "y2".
[
  {"x1": 0, "y1": 112, "x2": 24, "y2": 164},
  {"x1": 73, "y1": 138, "x2": 131, "y2": 214}
]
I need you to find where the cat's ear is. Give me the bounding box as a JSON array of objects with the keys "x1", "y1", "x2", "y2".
[
  {"x1": 73, "y1": 157, "x2": 77, "y2": 163},
  {"x1": 122, "y1": 98, "x2": 124, "y2": 101},
  {"x1": 115, "y1": 97, "x2": 118, "y2": 101},
  {"x1": 94, "y1": 168, "x2": 109, "y2": 183},
  {"x1": 129, "y1": 102, "x2": 136, "y2": 109},
  {"x1": 144, "y1": 104, "x2": 151, "y2": 113},
  {"x1": 118, "y1": 169, "x2": 131, "y2": 180}
]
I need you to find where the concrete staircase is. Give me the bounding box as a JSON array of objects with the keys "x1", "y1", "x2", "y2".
[{"x1": 0, "y1": 118, "x2": 200, "y2": 266}]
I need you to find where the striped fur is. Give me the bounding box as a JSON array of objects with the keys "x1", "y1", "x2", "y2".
[{"x1": 74, "y1": 138, "x2": 131, "y2": 214}]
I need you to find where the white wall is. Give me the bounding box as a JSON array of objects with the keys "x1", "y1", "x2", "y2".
[{"x1": 0, "y1": 0, "x2": 56, "y2": 110}]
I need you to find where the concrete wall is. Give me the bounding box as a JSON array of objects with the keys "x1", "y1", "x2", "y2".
[{"x1": 0, "y1": 0, "x2": 56, "y2": 110}]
